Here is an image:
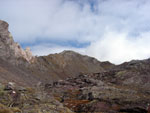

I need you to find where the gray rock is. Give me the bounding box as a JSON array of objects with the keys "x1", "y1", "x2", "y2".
[{"x1": 0, "y1": 20, "x2": 35, "y2": 65}]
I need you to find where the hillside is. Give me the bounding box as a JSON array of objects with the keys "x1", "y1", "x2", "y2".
[{"x1": 30, "y1": 50, "x2": 114, "y2": 83}]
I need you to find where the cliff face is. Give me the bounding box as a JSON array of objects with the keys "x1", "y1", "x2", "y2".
[
  {"x1": 0, "y1": 20, "x2": 38, "y2": 86},
  {"x1": 0, "y1": 20, "x2": 34, "y2": 65}
]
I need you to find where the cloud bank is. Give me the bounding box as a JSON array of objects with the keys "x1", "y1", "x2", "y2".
[{"x1": 1, "y1": 0, "x2": 150, "y2": 64}]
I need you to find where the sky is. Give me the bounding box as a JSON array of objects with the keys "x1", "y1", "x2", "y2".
[{"x1": 1, "y1": 0, "x2": 150, "y2": 64}]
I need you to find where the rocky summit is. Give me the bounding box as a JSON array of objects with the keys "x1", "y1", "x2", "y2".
[
  {"x1": 0, "y1": 20, "x2": 150, "y2": 113},
  {"x1": 0, "y1": 20, "x2": 34, "y2": 65}
]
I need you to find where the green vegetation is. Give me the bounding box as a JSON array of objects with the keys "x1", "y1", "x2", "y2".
[{"x1": 116, "y1": 70, "x2": 126, "y2": 77}]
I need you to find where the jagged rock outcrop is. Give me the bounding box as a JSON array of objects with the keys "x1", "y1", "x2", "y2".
[
  {"x1": 0, "y1": 20, "x2": 39, "y2": 86},
  {"x1": 0, "y1": 20, "x2": 34, "y2": 65}
]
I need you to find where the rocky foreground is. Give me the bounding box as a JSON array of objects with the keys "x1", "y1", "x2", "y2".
[
  {"x1": 0, "y1": 68, "x2": 150, "y2": 113},
  {"x1": 45, "y1": 65, "x2": 150, "y2": 113},
  {"x1": 0, "y1": 82, "x2": 73, "y2": 113}
]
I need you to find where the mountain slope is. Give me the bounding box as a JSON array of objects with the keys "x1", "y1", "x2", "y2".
[
  {"x1": 0, "y1": 58, "x2": 38, "y2": 86},
  {"x1": 30, "y1": 50, "x2": 114, "y2": 82}
]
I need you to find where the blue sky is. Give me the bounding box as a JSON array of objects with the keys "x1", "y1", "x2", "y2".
[{"x1": 1, "y1": 0, "x2": 150, "y2": 64}]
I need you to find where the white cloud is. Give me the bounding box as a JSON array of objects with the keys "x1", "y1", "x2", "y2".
[
  {"x1": 85, "y1": 31, "x2": 150, "y2": 64},
  {"x1": 1, "y1": 0, "x2": 150, "y2": 64}
]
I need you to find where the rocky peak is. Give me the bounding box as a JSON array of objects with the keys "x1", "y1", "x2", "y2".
[
  {"x1": 0, "y1": 20, "x2": 9, "y2": 33},
  {"x1": 60, "y1": 50, "x2": 80, "y2": 55},
  {"x1": 0, "y1": 20, "x2": 35, "y2": 64},
  {"x1": 24, "y1": 47, "x2": 34, "y2": 62}
]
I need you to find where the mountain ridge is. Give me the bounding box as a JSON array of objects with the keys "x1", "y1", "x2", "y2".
[{"x1": 0, "y1": 20, "x2": 114, "y2": 86}]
